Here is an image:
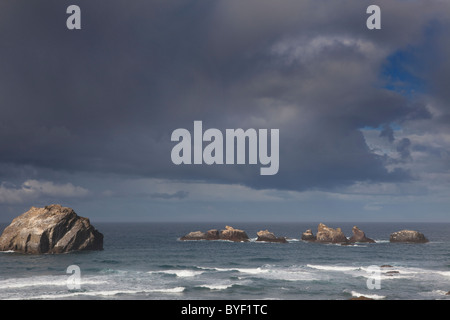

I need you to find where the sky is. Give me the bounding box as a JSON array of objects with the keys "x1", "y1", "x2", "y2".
[{"x1": 0, "y1": 0, "x2": 449, "y2": 223}]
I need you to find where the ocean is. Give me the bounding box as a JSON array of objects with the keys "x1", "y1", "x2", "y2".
[{"x1": 1, "y1": 222, "x2": 449, "y2": 300}]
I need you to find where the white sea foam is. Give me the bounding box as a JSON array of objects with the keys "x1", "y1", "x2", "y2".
[
  {"x1": 202, "y1": 267, "x2": 266, "y2": 274},
  {"x1": 13, "y1": 286, "x2": 185, "y2": 300},
  {"x1": 0, "y1": 250, "x2": 15, "y2": 253},
  {"x1": 350, "y1": 291, "x2": 386, "y2": 300},
  {"x1": 223, "y1": 266, "x2": 319, "y2": 281},
  {"x1": 307, "y1": 264, "x2": 360, "y2": 272},
  {"x1": 235, "y1": 267, "x2": 271, "y2": 275},
  {"x1": 431, "y1": 290, "x2": 448, "y2": 296},
  {"x1": 149, "y1": 287, "x2": 185, "y2": 293},
  {"x1": 148, "y1": 269, "x2": 205, "y2": 277},
  {"x1": 417, "y1": 289, "x2": 450, "y2": 299},
  {"x1": 306, "y1": 264, "x2": 415, "y2": 280},
  {"x1": 197, "y1": 284, "x2": 234, "y2": 290},
  {"x1": 0, "y1": 276, "x2": 108, "y2": 289},
  {"x1": 374, "y1": 240, "x2": 390, "y2": 243},
  {"x1": 208, "y1": 267, "x2": 239, "y2": 272}
]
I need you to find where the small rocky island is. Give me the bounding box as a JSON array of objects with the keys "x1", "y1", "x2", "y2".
[
  {"x1": 349, "y1": 226, "x2": 375, "y2": 243},
  {"x1": 0, "y1": 204, "x2": 103, "y2": 254},
  {"x1": 389, "y1": 230, "x2": 429, "y2": 243},
  {"x1": 256, "y1": 230, "x2": 287, "y2": 243},
  {"x1": 180, "y1": 225, "x2": 250, "y2": 242},
  {"x1": 180, "y1": 226, "x2": 288, "y2": 243},
  {"x1": 301, "y1": 224, "x2": 374, "y2": 245}
]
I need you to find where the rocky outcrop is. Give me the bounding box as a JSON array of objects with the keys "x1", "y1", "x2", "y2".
[
  {"x1": 205, "y1": 229, "x2": 220, "y2": 240},
  {"x1": 389, "y1": 230, "x2": 429, "y2": 243},
  {"x1": 349, "y1": 296, "x2": 374, "y2": 300},
  {"x1": 349, "y1": 226, "x2": 375, "y2": 243},
  {"x1": 256, "y1": 230, "x2": 287, "y2": 243},
  {"x1": 385, "y1": 271, "x2": 399, "y2": 275},
  {"x1": 301, "y1": 229, "x2": 316, "y2": 242},
  {"x1": 220, "y1": 226, "x2": 249, "y2": 242},
  {"x1": 180, "y1": 231, "x2": 207, "y2": 240},
  {"x1": 315, "y1": 223, "x2": 349, "y2": 244},
  {"x1": 0, "y1": 204, "x2": 103, "y2": 254},
  {"x1": 180, "y1": 226, "x2": 249, "y2": 242}
]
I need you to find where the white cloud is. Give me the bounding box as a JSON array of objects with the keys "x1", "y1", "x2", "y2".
[{"x1": 0, "y1": 180, "x2": 89, "y2": 204}]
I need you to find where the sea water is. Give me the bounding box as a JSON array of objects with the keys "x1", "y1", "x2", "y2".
[{"x1": 1, "y1": 222, "x2": 449, "y2": 300}]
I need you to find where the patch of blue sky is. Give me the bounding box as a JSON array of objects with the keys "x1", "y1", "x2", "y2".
[
  {"x1": 360, "y1": 123, "x2": 402, "y2": 132},
  {"x1": 381, "y1": 19, "x2": 442, "y2": 98},
  {"x1": 381, "y1": 49, "x2": 426, "y2": 97}
]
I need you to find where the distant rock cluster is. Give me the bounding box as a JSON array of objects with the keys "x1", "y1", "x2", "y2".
[
  {"x1": 301, "y1": 224, "x2": 375, "y2": 245},
  {"x1": 180, "y1": 226, "x2": 287, "y2": 243},
  {"x1": 181, "y1": 223, "x2": 429, "y2": 244},
  {"x1": 180, "y1": 226, "x2": 250, "y2": 242}
]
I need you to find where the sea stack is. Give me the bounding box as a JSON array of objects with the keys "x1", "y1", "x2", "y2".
[
  {"x1": 0, "y1": 204, "x2": 103, "y2": 254},
  {"x1": 315, "y1": 223, "x2": 349, "y2": 244},
  {"x1": 220, "y1": 226, "x2": 250, "y2": 242},
  {"x1": 256, "y1": 230, "x2": 287, "y2": 243},
  {"x1": 349, "y1": 226, "x2": 375, "y2": 243},
  {"x1": 301, "y1": 229, "x2": 316, "y2": 242},
  {"x1": 389, "y1": 230, "x2": 429, "y2": 243}
]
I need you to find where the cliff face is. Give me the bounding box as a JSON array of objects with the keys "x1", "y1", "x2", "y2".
[{"x1": 0, "y1": 204, "x2": 103, "y2": 254}]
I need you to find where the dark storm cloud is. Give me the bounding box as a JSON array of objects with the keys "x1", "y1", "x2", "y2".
[
  {"x1": 0, "y1": 0, "x2": 447, "y2": 192},
  {"x1": 380, "y1": 124, "x2": 395, "y2": 143},
  {"x1": 397, "y1": 138, "x2": 412, "y2": 160}
]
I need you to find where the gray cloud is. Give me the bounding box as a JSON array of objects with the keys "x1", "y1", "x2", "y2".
[
  {"x1": 150, "y1": 191, "x2": 189, "y2": 200},
  {"x1": 0, "y1": 0, "x2": 448, "y2": 197},
  {"x1": 0, "y1": 180, "x2": 88, "y2": 204}
]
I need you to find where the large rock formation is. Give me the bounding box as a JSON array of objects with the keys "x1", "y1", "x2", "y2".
[
  {"x1": 301, "y1": 229, "x2": 316, "y2": 242},
  {"x1": 315, "y1": 223, "x2": 349, "y2": 244},
  {"x1": 256, "y1": 230, "x2": 287, "y2": 243},
  {"x1": 180, "y1": 226, "x2": 249, "y2": 242},
  {"x1": 349, "y1": 226, "x2": 375, "y2": 243},
  {"x1": 389, "y1": 230, "x2": 429, "y2": 243},
  {"x1": 0, "y1": 205, "x2": 103, "y2": 254}
]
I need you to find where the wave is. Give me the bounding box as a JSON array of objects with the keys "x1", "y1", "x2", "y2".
[
  {"x1": 307, "y1": 264, "x2": 360, "y2": 272},
  {"x1": 14, "y1": 287, "x2": 186, "y2": 300},
  {"x1": 307, "y1": 264, "x2": 450, "y2": 282},
  {"x1": 234, "y1": 267, "x2": 271, "y2": 275},
  {"x1": 196, "y1": 284, "x2": 234, "y2": 290},
  {"x1": 0, "y1": 250, "x2": 15, "y2": 253},
  {"x1": 350, "y1": 291, "x2": 386, "y2": 300},
  {"x1": 436, "y1": 271, "x2": 450, "y2": 277},
  {"x1": 0, "y1": 276, "x2": 108, "y2": 290},
  {"x1": 213, "y1": 266, "x2": 320, "y2": 281},
  {"x1": 147, "y1": 269, "x2": 206, "y2": 277},
  {"x1": 307, "y1": 264, "x2": 413, "y2": 280}
]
